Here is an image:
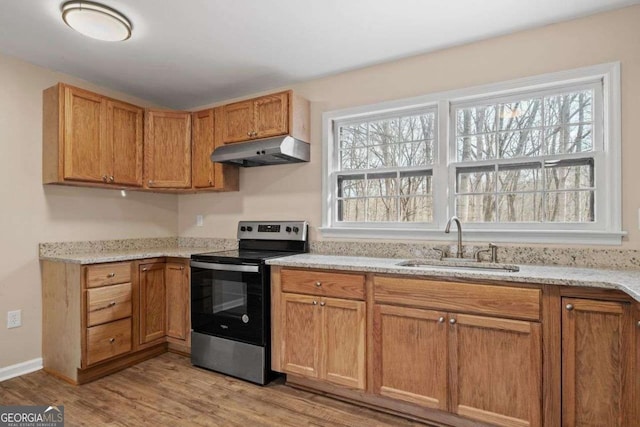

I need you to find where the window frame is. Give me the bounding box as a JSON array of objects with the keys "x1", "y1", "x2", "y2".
[{"x1": 320, "y1": 62, "x2": 624, "y2": 245}]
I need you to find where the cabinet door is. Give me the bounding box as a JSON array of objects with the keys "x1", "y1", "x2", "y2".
[
  {"x1": 321, "y1": 297, "x2": 366, "y2": 390},
  {"x1": 281, "y1": 293, "x2": 321, "y2": 378},
  {"x1": 191, "y1": 109, "x2": 215, "y2": 188},
  {"x1": 63, "y1": 86, "x2": 107, "y2": 183},
  {"x1": 165, "y1": 262, "x2": 189, "y2": 341},
  {"x1": 222, "y1": 100, "x2": 253, "y2": 144},
  {"x1": 449, "y1": 314, "x2": 542, "y2": 427},
  {"x1": 107, "y1": 100, "x2": 143, "y2": 186},
  {"x1": 139, "y1": 263, "x2": 166, "y2": 344},
  {"x1": 253, "y1": 92, "x2": 288, "y2": 139},
  {"x1": 144, "y1": 111, "x2": 191, "y2": 188},
  {"x1": 562, "y1": 298, "x2": 634, "y2": 427},
  {"x1": 373, "y1": 305, "x2": 448, "y2": 410}
]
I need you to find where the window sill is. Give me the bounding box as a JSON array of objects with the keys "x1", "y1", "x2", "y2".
[{"x1": 318, "y1": 227, "x2": 627, "y2": 246}]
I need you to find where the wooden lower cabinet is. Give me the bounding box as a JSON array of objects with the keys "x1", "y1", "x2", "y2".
[
  {"x1": 165, "y1": 262, "x2": 190, "y2": 346},
  {"x1": 373, "y1": 305, "x2": 448, "y2": 410},
  {"x1": 561, "y1": 298, "x2": 635, "y2": 427},
  {"x1": 280, "y1": 292, "x2": 366, "y2": 389},
  {"x1": 449, "y1": 314, "x2": 542, "y2": 427},
  {"x1": 139, "y1": 262, "x2": 167, "y2": 344}
]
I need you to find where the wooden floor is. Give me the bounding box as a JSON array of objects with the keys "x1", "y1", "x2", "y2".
[{"x1": 0, "y1": 353, "x2": 426, "y2": 426}]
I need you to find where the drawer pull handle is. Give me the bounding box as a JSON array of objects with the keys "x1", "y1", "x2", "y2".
[
  {"x1": 320, "y1": 301, "x2": 326, "y2": 307},
  {"x1": 142, "y1": 267, "x2": 148, "y2": 271},
  {"x1": 109, "y1": 301, "x2": 116, "y2": 307},
  {"x1": 109, "y1": 338, "x2": 115, "y2": 344},
  {"x1": 438, "y1": 317, "x2": 445, "y2": 323},
  {"x1": 449, "y1": 318, "x2": 457, "y2": 325},
  {"x1": 315, "y1": 281, "x2": 322, "y2": 287},
  {"x1": 566, "y1": 304, "x2": 574, "y2": 311},
  {"x1": 312, "y1": 300, "x2": 317, "y2": 305},
  {"x1": 180, "y1": 266, "x2": 185, "y2": 270},
  {"x1": 107, "y1": 272, "x2": 116, "y2": 278}
]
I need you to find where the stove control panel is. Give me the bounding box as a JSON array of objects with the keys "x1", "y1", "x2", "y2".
[{"x1": 237, "y1": 221, "x2": 308, "y2": 241}]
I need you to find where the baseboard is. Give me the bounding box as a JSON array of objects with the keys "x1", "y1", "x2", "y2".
[{"x1": 0, "y1": 358, "x2": 43, "y2": 382}]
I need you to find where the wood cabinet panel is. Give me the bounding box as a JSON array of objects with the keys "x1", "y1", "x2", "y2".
[
  {"x1": 374, "y1": 276, "x2": 541, "y2": 321},
  {"x1": 139, "y1": 263, "x2": 166, "y2": 343},
  {"x1": 281, "y1": 293, "x2": 321, "y2": 378},
  {"x1": 322, "y1": 298, "x2": 366, "y2": 390},
  {"x1": 63, "y1": 86, "x2": 106, "y2": 183},
  {"x1": 449, "y1": 313, "x2": 542, "y2": 427},
  {"x1": 254, "y1": 92, "x2": 288, "y2": 139},
  {"x1": 86, "y1": 318, "x2": 132, "y2": 366},
  {"x1": 281, "y1": 269, "x2": 365, "y2": 300},
  {"x1": 222, "y1": 100, "x2": 253, "y2": 143},
  {"x1": 144, "y1": 110, "x2": 191, "y2": 188},
  {"x1": 165, "y1": 262, "x2": 189, "y2": 341},
  {"x1": 107, "y1": 100, "x2": 143, "y2": 186},
  {"x1": 86, "y1": 283, "x2": 132, "y2": 327},
  {"x1": 561, "y1": 298, "x2": 634, "y2": 427},
  {"x1": 191, "y1": 109, "x2": 216, "y2": 188},
  {"x1": 85, "y1": 262, "x2": 131, "y2": 288},
  {"x1": 373, "y1": 305, "x2": 448, "y2": 410}
]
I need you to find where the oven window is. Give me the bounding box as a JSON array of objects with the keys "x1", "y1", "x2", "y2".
[{"x1": 213, "y1": 280, "x2": 247, "y2": 316}]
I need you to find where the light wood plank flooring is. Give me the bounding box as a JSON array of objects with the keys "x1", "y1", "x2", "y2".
[{"x1": 0, "y1": 353, "x2": 427, "y2": 426}]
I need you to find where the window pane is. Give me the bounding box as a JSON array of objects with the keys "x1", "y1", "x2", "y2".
[
  {"x1": 456, "y1": 134, "x2": 496, "y2": 161},
  {"x1": 545, "y1": 124, "x2": 593, "y2": 154},
  {"x1": 399, "y1": 115, "x2": 435, "y2": 141},
  {"x1": 497, "y1": 193, "x2": 542, "y2": 222},
  {"x1": 338, "y1": 198, "x2": 365, "y2": 222},
  {"x1": 369, "y1": 119, "x2": 399, "y2": 146},
  {"x1": 545, "y1": 191, "x2": 594, "y2": 222},
  {"x1": 400, "y1": 171, "x2": 432, "y2": 196},
  {"x1": 367, "y1": 172, "x2": 397, "y2": 197},
  {"x1": 498, "y1": 163, "x2": 541, "y2": 192},
  {"x1": 497, "y1": 99, "x2": 542, "y2": 130},
  {"x1": 456, "y1": 194, "x2": 496, "y2": 222},
  {"x1": 457, "y1": 166, "x2": 495, "y2": 194},
  {"x1": 398, "y1": 141, "x2": 433, "y2": 166},
  {"x1": 456, "y1": 105, "x2": 496, "y2": 135},
  {"x1": 369, "y1": 144, "x2": 398, "y2": 168},
  {"x1": 366, "y1": 197, "x2": 398, "y2": 222},
  {"x1": 545, "y1": 159, "x2": 594, "y2": 191},
  {"x1": 339, "y1": 123, "x2": 367, "y2": 150},
  {"x1": 400, "y1": 196, "x2": 433, "y2": 222},
  {"x1": 544, "y1": 90, "x2": 593, "y2": 126},
  {"x1": 340, "y1": 148, "x2": 367, "y2": 170},
  {"x1": 498, "y1": 130, "x2": 543, "y2": 158},
  {"x1": 338, "y1": 174, "x2": 366, "y2": 198}
]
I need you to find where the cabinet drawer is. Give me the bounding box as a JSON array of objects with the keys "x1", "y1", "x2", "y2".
[
  {"x1": 281, "y1": 269, "x2": 365, "y2": 300},
  {"x1": 374, "y1": 276, "x2": 541, "y2": 321},
  {"x1": 86, "y1": 262, "x2": 131, "y2": 288},
  {"x1": 86, "y1": 318, "x2": 132, "y2": 366},
  {"x1": 86, "y1": 283, "x2": 132, "y2": 327}
]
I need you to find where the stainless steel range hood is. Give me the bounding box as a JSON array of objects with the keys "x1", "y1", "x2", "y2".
[{"x1": 211, "y1": 136, "x2": 310, "y2": 167}]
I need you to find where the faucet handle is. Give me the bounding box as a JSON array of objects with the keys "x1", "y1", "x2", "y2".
[
  {"x1": 433, "y1": 247, "x2": 445, "y2": 260},
  {"x1": 489, "y1": 243, "x2": 498, "y2": 262}
]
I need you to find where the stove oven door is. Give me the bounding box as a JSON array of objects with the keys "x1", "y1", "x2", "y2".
[{"x1": 190, "y1": 261, "x2": 266, "y2": 346}]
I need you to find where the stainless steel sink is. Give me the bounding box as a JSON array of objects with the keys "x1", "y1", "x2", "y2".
[{"x1": 397, "y1": 258, "x2": 520, "y2": 272}]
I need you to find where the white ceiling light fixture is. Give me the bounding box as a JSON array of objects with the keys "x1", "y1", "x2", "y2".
[{"x1": 62, "y1": 1, "x2": 132, "y2": 42}]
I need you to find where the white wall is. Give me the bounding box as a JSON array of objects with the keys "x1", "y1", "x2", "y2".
[
  {"x1": 0, "y1": 54, "x2": 178, "y2": 368},
  {"x1": 179, "y1": 5, "x2": 640, "y2": 250}
]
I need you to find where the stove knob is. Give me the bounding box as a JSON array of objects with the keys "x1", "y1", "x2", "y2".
[
  {"x1": 240, "y1": 226, "x2": 246, "y2": 232},
  {"x1": 285, "y1": 226, "x2": 292, "y2": 233},
  {"x1": 293, "y1": 226, "x2": 300, "y2": 233},
  {"x1": 246, "y1": 226, "x2": 253, "y2": 232}
]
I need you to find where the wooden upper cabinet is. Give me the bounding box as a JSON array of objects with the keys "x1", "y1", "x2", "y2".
[
  {"x1": 191, "y1": 109, "x2": 216, "y2": 188},
  {"x1": 107, "y1": 100, "x2": 143, "y2": 186},
  {"x1": 43, "y1": 83, "x2": 144, "y2": 187},
  {"x1": 139, "y1": 262, "x2": 167, "y2": 344},
  {"x1": 144, "y1": 110, "x2": 191, "y2": 189},
  {"x1": 449, "y1": 313, "x2": 542, "y2": 427},
  {"x1": 221, "y1": 90, "x2": 309, "y2": 144},
  {"x1": 562, "y1": 298, "x2": 634, "y2": 427}
]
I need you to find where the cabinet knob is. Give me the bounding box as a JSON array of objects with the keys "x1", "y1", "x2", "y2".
[
  {"x1": 109, "y1": 301, "x2": 116, "y2": 307},
  {"x1": 312, "y1": 300, "x2": 317, "y2": 305},
  {"x1": 438, "y1": 317, "x2": 445, "y2": 323},
  {"x1": 566, "y1": 304, "x2": 574, "y2": 311},
  {"x1": 209, "y1": 180, "x2": 213, "y2": 186},
  {"x1": 449, "y1": 318, "x2": 457, "y2": 325},
  {"x1": 637, "y1": 320, "x2": 640, "y2": 328},
  {"x1": 109, "y1": 176, "x2": 115, "y2": 183},
  {"x1": 247, "y1": 132, "x2": 252, "y2": 137},
  {"x1": 107, "y1": 272, "x2": 116, "y2": 278},
  {"x1": 142, "y1": 267, "x2": 148, "y2": 272},
  {"x1": 148, "y1": 180, "x2": 153, "y2": 185},
  {"x1": 320, "y1": 301, "x2": 326, "y2": 307},
  {"x1": 102, "y1": 175, "x2": 108, "y2": 182},
  {"x1": 180, "y1": 266, "x2": 185, "y2": 270},
  {"x1": 315, "y1": 281, "x2": 322, "y2": 287},
  {"x1": 109, "y1": 338, "x2": 115, "y2": 344}
]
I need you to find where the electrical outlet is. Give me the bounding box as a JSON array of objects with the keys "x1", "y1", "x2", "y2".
[
  {"x1": 196, "y1": 215, "x2": 203, "y2": 227},
  {"x1": 7, "y1": 310, "x2": 21, "y2": 329}
]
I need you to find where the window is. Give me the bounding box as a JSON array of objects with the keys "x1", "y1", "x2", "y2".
[{"x1": 322, "y1": 63, "x2": 623, "y2": 244}]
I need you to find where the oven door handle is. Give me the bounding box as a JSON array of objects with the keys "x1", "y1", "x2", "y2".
[{"x1": 190, "y1": 261, "x2": 260, "y2": 273}]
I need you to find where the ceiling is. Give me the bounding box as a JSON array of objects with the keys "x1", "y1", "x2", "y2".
[{"x1": 0, "y1": 0, "x2": 637, "y2": 109}]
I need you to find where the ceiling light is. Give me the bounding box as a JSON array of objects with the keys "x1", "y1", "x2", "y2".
[{"x1": 62, "y1": 1, "x2": 132, "y2": 42}]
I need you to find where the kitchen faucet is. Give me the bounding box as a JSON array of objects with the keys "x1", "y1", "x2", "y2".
[{"x1": 444, "y1": 216, "x2": 464, "y2": 258}]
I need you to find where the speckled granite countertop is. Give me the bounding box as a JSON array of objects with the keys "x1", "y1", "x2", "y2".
[
  {"x1": 39, "y1": 247, "x2": 213, "y2": 264},
  {"x1": 267, "y1": 254, "x2": 640, "y2": 302}
]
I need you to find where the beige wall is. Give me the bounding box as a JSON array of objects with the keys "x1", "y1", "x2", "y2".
[
  {"x1": 0, "y1": 54, "x2": 178, "y2": 368},
  {"x1": 179, "y1": 5, "x2": 640, "y2": 249}
]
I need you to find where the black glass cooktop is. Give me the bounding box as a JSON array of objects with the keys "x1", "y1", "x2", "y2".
[{"x1": 191, "y1": 249, "x2": 300, "y2": 264}]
